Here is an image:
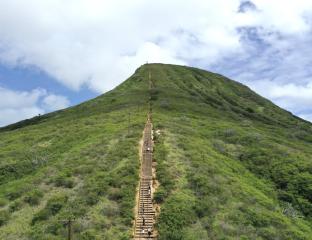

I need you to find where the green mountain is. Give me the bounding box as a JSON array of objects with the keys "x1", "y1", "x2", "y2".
[{"x1": 0, "y1": 64, "x2": 311, "y2": 239}]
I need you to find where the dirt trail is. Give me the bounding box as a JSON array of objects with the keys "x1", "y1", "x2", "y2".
[{"x1": 133, "y1": 115, "x2": 158, "y2": 239}]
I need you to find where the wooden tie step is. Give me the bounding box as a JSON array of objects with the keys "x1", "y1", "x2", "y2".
[{"x1": 134, "y1": 119, "x2": 157, "y2": 239}]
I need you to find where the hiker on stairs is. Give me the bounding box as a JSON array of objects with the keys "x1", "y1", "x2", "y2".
[{"x1": 148, "y1": 227, "x2": 152, "y2": 238}]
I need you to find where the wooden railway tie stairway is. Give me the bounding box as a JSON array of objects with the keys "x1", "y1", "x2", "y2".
[{"x1": 134, "y1": 116, "x2": 157, "y2": 239}]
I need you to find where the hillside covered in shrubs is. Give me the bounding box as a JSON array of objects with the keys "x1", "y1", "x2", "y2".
[
  {"x1": 0, "y1": 64, "x2": 312, "y2": 239},
  {"x1": 148, "y1": 64, "x2": 312, "y2": 239}
]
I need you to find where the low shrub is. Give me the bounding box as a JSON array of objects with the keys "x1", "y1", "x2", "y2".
[
  {"x1": 160, "y1": 100, "x2": 170, "y2": 109},
  {"x1": 0, "y1": 209, "x2": 10, "y2": 226},
  {"x1": 9, "y1": 199, "x2": 23, "y2": 212},
  {"x1": 213, "y1": 140, "x2": 226, "y2": 154},
  {"x1": 0, "y1": 198, "x2": 7, "y2": 207},
  {"x1": 101, "y1": 202, "x2": 120, "y2": 217},
  {"x1": 5, "y1": 188, "x2": 25, "y2": 201},
  {"x1": 45, "y1": 221, "x2": 63, "y2": 235},
  {"x1": 107, "y1": 187, "x2": 122, "y2": 201},
  {"x1": 24, "y1": 189, "x2": 44, "y2": 206},
  {"x1": 157, "y1": 192, "x2": 196, "y2": 240},
  {"x1": 154, "y1": 187, "x2": 166, "y2": 204},
  {"x1": 84, "y1": 192, "x2": 99, "y2": 206},
  {"x1": 81, "y1": 230, "x2": 97, "y2": 240},
  {"x1": 32, "y1": 194, "x2": 68, "y2": 225},
  {"x1": 54, "y1": 175, "x2": 75, "y2": 188}
]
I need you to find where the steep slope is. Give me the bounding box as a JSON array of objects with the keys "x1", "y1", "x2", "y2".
[
  {"x1": 147, "y1": 64, "x2": 312, "y2": 239},
  {"x1": 0, "y1": 70, "x2": 150, "y2": 239},
  {"x1": 0, "y1": 63, "x2": 311, "y2": 240}
]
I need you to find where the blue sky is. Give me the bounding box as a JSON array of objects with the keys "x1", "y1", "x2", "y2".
[
  {"x1": 0, "y1": 0, "x2": 312, "y2": 126},
  {"x1": 0, "y1": 65, "x2": 96, "y2": 103}
]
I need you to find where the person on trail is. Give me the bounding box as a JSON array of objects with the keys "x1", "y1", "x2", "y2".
[
  {"x1": 148, "y1": 184, "x2": 151, "y2": 195},
  {"x1": 148, "y1": 227, "x2": 152, "y2": 237},
  {"x1": 142, "y1": 217, "x2": 145, "y2": 226},
  {"x1": 147, "y1": 147, "x2": 150, "y2": 152},
  {"x1": 142, "y1": 203, "x2": 144, "y2": 213}
]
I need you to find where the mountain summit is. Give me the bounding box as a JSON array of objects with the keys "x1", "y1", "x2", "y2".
[{"x1": 0, "y1": 64, "x2": 311, "y2": 239}]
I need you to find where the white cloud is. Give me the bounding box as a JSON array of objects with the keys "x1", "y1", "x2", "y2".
[
  {"x1": 250, "y1": 0, "x2": 312, "y2": 34},
  {"x1": 0, "y1": 88, "x2": 46, "y2": 108},
  {"x1": 248, "y1": 81, "x2": 312, "y2": 101},
  {"x1": 0, "y1": 87, "x2": 69, "y2": 127},
  {"x1": 42, "y1": 94, "x2": 70, "y2": 112},
  {"x1": 244, "y1": 80, "x2": 312, "y2": 121},
  {"x1": 0, "y1": 0, "x2": 312, "y2": 122},
  {"x1": 0, "y1": 107, "x2": 43, "y2": 128},
  {"x1": 0, "y1": 0, "x2": 246, "y2": 92}
]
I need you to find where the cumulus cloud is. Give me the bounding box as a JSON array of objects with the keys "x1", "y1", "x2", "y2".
[
  {"x1": 42, "y1": 94, "x2": 70, "y2": 112},
  {"x1": 246, "y1": 81, "x2": 312, "y2": 117},
  {"x1": 0, "y1": 88, "x2": 46, "y2": 108},
  {"x1": 0, "y1": 87, "x2": 69, "y2": 127},
  {"x1": 0, "y1": 0, "x2": 312, "y2": 122},
  {"x1": 0, "y1": 0, "x2": 247, "y2": 92}
]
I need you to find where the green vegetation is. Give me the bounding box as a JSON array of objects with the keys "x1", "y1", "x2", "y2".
[
  {"x1": 1, "y1": 63, "x2": 312, "y2": 239},
  {"x1": 148, "y1": 64, "x2": 312, "y2": 239},
  {"x1": 0, "y1": 209, "x2": 10, "y2": 226},
  {"x1": 24, "y1": 190, "x2": 44, "y2": 206},
  {"x1": 0, "y1": 67, "x2": 149, "y2": 239}
]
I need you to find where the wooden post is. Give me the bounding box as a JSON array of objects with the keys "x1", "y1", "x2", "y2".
[
  {"x1": 128, "y1": 112, "x2": 131, "y2": 135},
  {"x1": 67, "y1": 219, "x2": 72, "y2": 240}
]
